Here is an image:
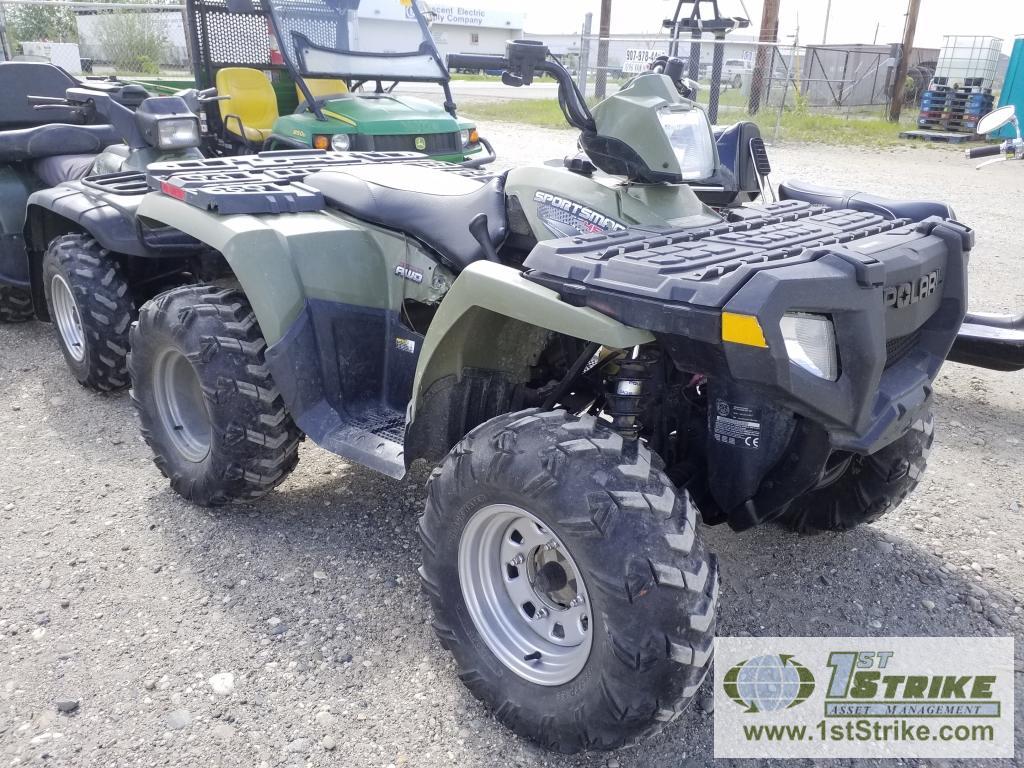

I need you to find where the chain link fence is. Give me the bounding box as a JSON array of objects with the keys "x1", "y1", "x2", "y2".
[{"x1": 561, "y1": 32, "x2": 941, "y2": 134}]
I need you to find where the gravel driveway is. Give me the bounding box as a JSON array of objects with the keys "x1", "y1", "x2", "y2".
[{"x1": 1, "y1": 123, "x2": 1022, "y2": 767}]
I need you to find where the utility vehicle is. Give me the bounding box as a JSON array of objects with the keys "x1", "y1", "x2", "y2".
[
  {"x1": 180, "y1": 0, "x2": 492, "y2": 164},
  {"x1": 0, "y1": 69, "x2": 221, "y2": 390},
  {"x1": 947, "y1": 104, "x2": 1024, "y2": 371},
  {"x1": 116, "y1": 39, "x2": 975, "y2": 750}
]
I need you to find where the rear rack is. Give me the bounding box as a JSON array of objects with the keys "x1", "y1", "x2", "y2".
[{"x1": 82, "y1": 149, "x2": 498, "y2": 215}]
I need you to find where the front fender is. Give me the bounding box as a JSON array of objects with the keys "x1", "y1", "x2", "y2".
[
  {"x1": 409, "y1": 260, "x2": 654, "y2": 422},
  {"x1": 26, "y1": 184, "x2": 147, "y2": 258}
]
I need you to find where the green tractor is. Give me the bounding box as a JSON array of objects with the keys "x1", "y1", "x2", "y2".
[
  {"x1": 184, "y1": 0, "x2": 493, "y2": 164},
  {"x1": 116, "y1": 40, "x2": 966, "y2": 751}
]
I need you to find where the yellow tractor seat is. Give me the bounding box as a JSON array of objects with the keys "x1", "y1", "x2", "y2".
[
  {"x1": 215, "y1": 67, "x2": 280, "y2": 145},
  {"x1": 299, "y1": 78, "x2": 349, "y2": 103}
]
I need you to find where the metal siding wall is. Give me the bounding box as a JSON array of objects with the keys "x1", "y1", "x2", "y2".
[{"x1": 995, "y1": 38, "x2": 1024, "y2": 139}]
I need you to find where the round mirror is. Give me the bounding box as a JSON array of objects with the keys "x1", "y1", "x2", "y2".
[{"x1": 977, "y1": 105, "x2": 1016, "y2": 135}]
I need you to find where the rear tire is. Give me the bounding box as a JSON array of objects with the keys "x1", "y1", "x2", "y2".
[
  {"x1": 419, "y1": 409, "x2": 718, "y2": 752},
  {"x1": 128, "y1": 285, "x2": 301, "y2": 506},
  {"x1": 0, "y1": 286, "x2": 33, "y2": 322},
  {"x1": 42, "y1": 234, "x2": 134, "y2": 391},
  {"x1": 780, "y1": 409, "x2": 934, "y2": 534}
]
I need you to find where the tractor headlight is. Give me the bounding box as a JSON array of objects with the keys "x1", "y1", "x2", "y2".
[
  {"x1": 657, "y1": 106, "x2": 716, "y2": 180},
  {"x1": 331, "y1": 133, "x2": 351, "y2": 151},
  {"x1": 460, "y1": 128, "x2": 470, "y2": 147},
  {"x1": 154, "y1": 117, "x2": 201, "y2": 150},
  {"x1": 781, "y1": 312, "x2": 839, "y2": 380}
]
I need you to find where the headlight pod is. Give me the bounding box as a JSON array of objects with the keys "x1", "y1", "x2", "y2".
[
  {"x1": 460, "y1": 128, "x2": 470, "y2": 147},
  {"x1": 330, "y1": 133, "x2": 351, "y2": 151},
  {"x1": 656, "y1": 106, "x2": 716, "y2": 180},
  {"x1": 780, "y1": 312, "x2": 839, "y2": 381},
  {"x1": 152, "y1": 117, "x2": 201, "y2": 150}
]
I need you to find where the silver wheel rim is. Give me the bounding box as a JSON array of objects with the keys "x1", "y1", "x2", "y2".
[
  {"x1": 50, "y1": 274, "x2": 86, "y2": 363},
  {"x1": 153, "y1": 349, "x2": 211, "y2": 463},
  {"x1": 458, "y1": 504, "x2": 593, "y2": 686}
]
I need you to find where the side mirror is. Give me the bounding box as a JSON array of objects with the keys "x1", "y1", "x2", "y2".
[{"x1": 977, "y1": 105, "x2": 1017, "y2": 136}]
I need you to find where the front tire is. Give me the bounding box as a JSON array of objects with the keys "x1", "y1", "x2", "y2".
[
  {"x1": 42, "y1": 234, "x2": 134, "y2": 391},
  {"x1": 128, "y1": 285, "x2": 301, "y2": 506},
  {"x1": 780, "y1": 409, "x2": 934, "y2": 534},
  {"x1": 0, "y1": 286, "x2": 33, "y2": 322},
  {"x1": 419, "y1": 409, "x2": 718, "y2": 753}
]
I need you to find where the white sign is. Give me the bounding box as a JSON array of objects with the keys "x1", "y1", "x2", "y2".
[
  {"x1": 714, "y1": 636, "x2": 1015, "y2": 759},
  {"x1": 622, "y1": 47, "x2": 666, "y2": 74}
]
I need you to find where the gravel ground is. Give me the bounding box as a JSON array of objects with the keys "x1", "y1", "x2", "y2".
[{"x1": 2, "y1": 124, "x2": 1022, "y2": 767}]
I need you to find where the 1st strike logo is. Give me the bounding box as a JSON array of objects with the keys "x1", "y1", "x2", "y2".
[
  {"x1": 534, "y1": 190, "x2": 627, "y2": 237},
  {"x1": 884, "y1": 269, "x2": 940, "y2": 310}
]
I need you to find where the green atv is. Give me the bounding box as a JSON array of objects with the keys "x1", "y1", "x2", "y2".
[
  {"x1": 121, "y1": 40, "x2": 966, "y2": 751},
  {"x1": 183, "y1": 0, "x2": 493, "y2": 164}
]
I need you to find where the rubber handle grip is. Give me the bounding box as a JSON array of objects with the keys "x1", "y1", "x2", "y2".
[
  {"x1": 447, "y1": 53, "x2": 508, "y2": 71},
  {"x1": 967, "y1": 144, "x2": 1003, "y2": 159}
]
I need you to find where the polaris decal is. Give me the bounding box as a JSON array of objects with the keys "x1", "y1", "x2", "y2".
[
  {"x1": 884, "y1": 270, "x2": 939, "y2": 309},
  {"x1": 533, "y1": 190, "x2": 627, "y2": 237},
  {"x1": 394, "y1": 263, "x2": 424, "y2": 284}
]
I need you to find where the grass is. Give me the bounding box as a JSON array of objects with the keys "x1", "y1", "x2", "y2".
[{"x1": 462, "y1": 96, "x2": 923, "y2": 148}]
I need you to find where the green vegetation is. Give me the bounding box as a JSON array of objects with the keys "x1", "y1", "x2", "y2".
[
  {"x1": 462, "y1": 94, "x2": 920, "y2": 148},
  {"x1": 94, "y1": 12, "x2": 169, "y2": 75},
  {"x1": 5, "y1": 2, "x2": 78, "y2": 51}
]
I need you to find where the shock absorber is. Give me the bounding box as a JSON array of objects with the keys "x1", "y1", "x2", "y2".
[{"x1": 605, "y1": 349, "x2": 657, "y2": 441}]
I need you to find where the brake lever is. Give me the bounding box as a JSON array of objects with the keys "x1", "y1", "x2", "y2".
[{"x1": 976, "y1": 156, "x2": 1008, "y2": 170}]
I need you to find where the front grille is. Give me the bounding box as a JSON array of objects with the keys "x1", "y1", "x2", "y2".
[
  {"x1": 369, "y1": 132, "x2": 462, "y2": 154},
  {"x1": 885, "y1": 330, "x2": 921, "y2": 368}
]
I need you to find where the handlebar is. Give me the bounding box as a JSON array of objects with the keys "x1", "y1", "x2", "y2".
[
  {"x1": 966, "y1": 144, "x2": 1004, "y2": 159},
  {"x1": 447, "y1": 46, "x2": 595, "y2": 132}
]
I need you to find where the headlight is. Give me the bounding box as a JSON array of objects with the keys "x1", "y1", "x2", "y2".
[
  {"x1": 331, "y1": 133, "x2": 351, "y2": 151},
  {"x1": 155, "y1": 117, "x2": 200, "y2": 150},
  {"x1": 781, "y1": 312, "x2": 839, "y2": 380},
  {"x1": 460, "y1": 128, "x2": 470, "y2": 147},
  {"x1": 657, "y1": 106, "x2": 715, "y2": 180}
]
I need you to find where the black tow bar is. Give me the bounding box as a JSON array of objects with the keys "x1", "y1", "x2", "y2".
[{"x1": 948, "y1": 312, "x2": 1024, "y2": 371}]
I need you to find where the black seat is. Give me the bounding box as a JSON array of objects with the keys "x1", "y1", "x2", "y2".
[
  {"x1": 33, "y1": 154, "x2": 98, "y2": 187},
  {"x1": 779, "y1": 179, "x2": 954, "y2": 222},
  {"x1": 304, "y1": 164, "x2": 507, "y2": 272},
  {"x1": 0, "y1": 123, "x2": 121, "y2": 164}
]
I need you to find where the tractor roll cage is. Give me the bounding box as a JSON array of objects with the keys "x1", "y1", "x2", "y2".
[{"x1": 184, "y1": 0, "x2": 458, "y2": 121}]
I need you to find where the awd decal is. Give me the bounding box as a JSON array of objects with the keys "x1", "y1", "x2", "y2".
[
  {"x1": 884, "y1": 270, "x2": 939, "y2": 309},
  {"x1": 533, "y1": 190, "x2": 627, "y2": 237},
  {"x1": 394, "y1": 263, "x2": 424, "y2": 284}
]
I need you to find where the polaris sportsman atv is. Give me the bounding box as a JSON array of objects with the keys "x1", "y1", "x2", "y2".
[{"x1": 118, "y1": 40, "x2": 968, "y2": 751}]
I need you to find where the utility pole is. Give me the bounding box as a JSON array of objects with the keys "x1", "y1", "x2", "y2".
[
  {"x1": 748, "y1": 0, "x2": 781, "y2": 114},
  {"x1": 888, "y1": 0, "x2": 921, "y2": 122},
  {"x1": 594, "y1": 0, "x2": 612, "y2": 99},
  {"x1": 822, "y1": 0, "x2": 832, "y2": 45}
]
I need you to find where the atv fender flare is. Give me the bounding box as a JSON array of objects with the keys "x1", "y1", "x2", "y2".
[
  {"x1": 408, "y1": 260, "x2": 654, "y2": 425},
  {"x1": 26, "y1": 186, "x2": 148, "y2": 259},
  {"x1": 137, "y1": 193, "x2": 347, "y2": 345}
]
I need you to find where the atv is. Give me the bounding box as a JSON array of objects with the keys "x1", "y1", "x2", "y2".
[
  {"x1": 118, "y1": 40, "x2": 969, "y2": 751},
  {"x1": 179, "y1": 0, "x2": 493, "y2": 165},
  {"x1": 0, "y1": 73, "x2": 222, "y2": 391},
  {"x1": 0, "y1": 62, "x2": 148, "y2": 324}
]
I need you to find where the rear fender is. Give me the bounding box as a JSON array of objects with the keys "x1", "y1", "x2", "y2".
[
  {"x1": 135, "y1": 194, "x2": 405, "y2": 345},
  {"x1": 408, "y1": 260, "x2": 654, "y2": 424}
]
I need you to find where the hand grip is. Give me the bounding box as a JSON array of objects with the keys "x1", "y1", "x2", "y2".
[
  {"x1": 966, "y1": 144, "x2": 1003, "y2": 159},
  {"x1": 447, "y1": 53, "x2": 508, "y2": 71}
]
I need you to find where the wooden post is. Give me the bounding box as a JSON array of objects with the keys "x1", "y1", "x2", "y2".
[
  {"x1": 888, "y1": 0, "x2": 922, "y2": 122},
  {"x1": 748, "y1": 0, "x2": 781, "y2": 114}
]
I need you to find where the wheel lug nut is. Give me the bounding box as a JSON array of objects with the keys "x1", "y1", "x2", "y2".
[
  {"x1": 543, "y1": 540, "x2": 558, "y2": 551},
  {"x1": 534, "y1": 607, "x2": 549, "y2": 620},
  {"x1": 569, "y1": 595, "x2": 585, "y2": 608},
  {"x1": 508, "y1": 554, "x2": 525, "y2": 566}
]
